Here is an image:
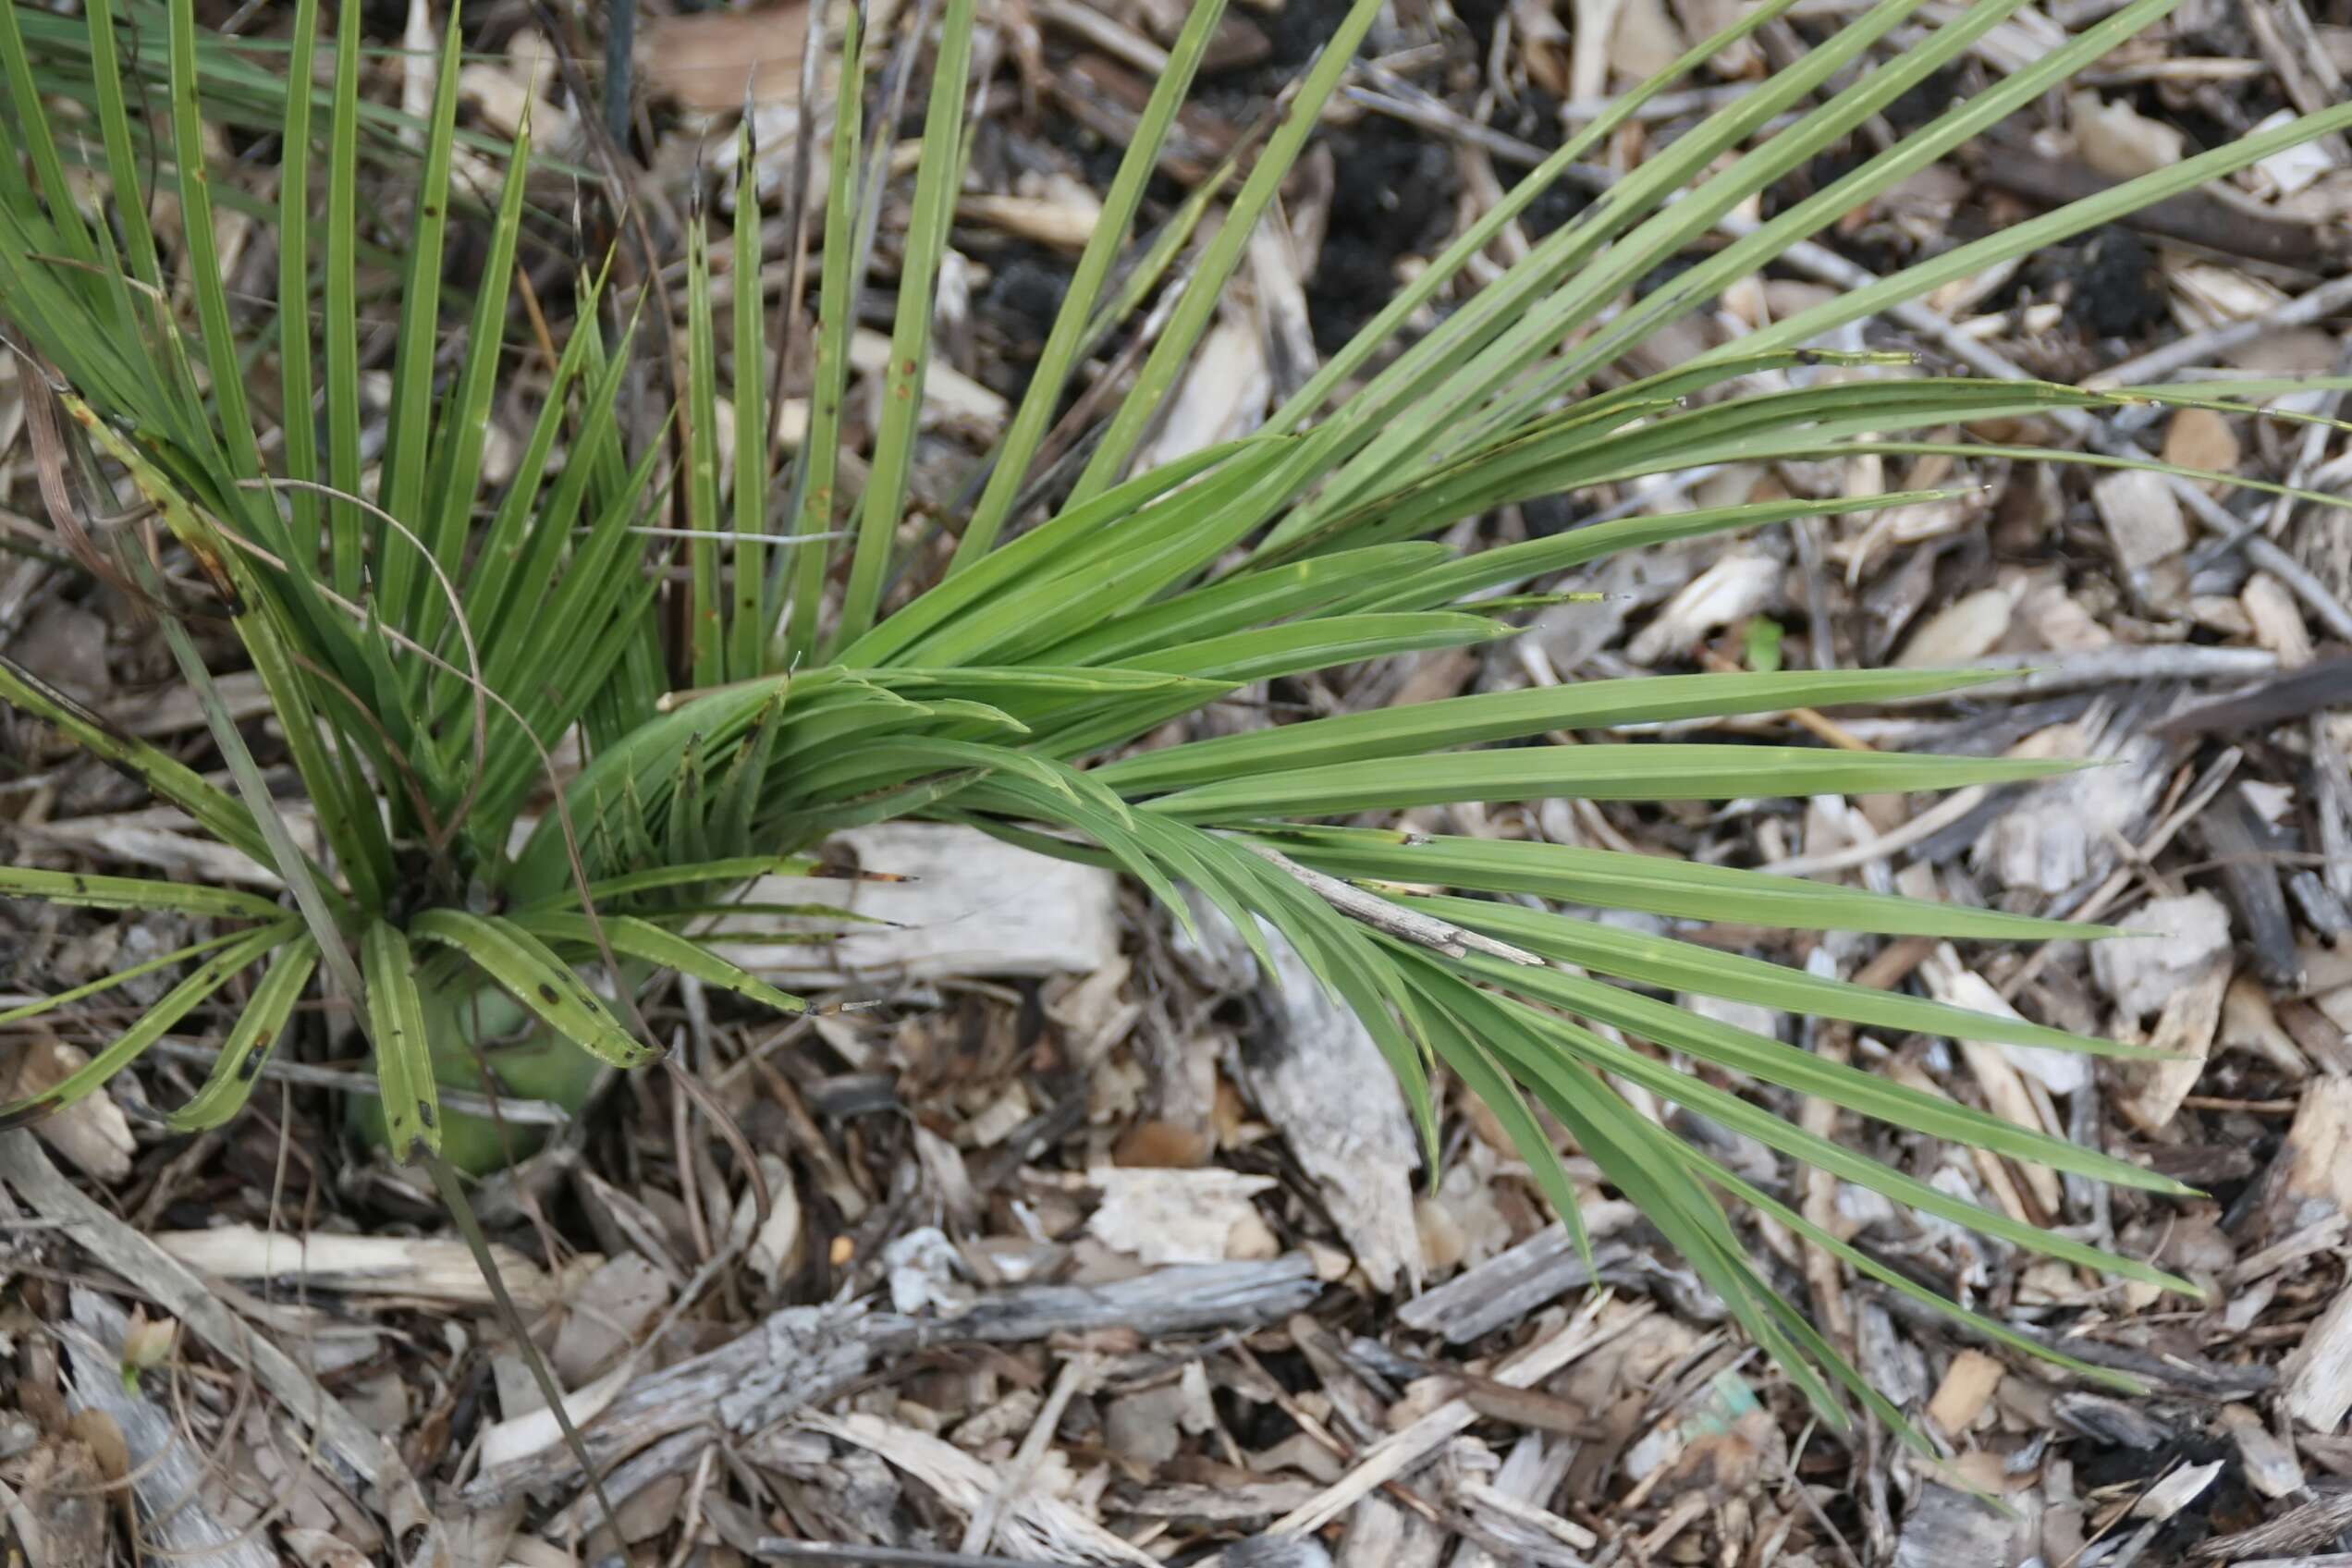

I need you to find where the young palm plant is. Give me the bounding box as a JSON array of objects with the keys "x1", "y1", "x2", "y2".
[{"x1": 4, "y1": 0, "x2": 2348, "y2": 1444}]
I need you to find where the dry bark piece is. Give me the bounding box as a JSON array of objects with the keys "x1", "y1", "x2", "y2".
[
  {"x1": 2194, "y1": 1488, "x2": 2352, "y2": 1560},
  {"x1": 2280, "y1": 1079, "x2": 2352, "y2": 1225},
  {"x1": 2222, "y1": 1404, "x2": 2307, "y2": 1500},
  {"x1": 2194, "y1": 789, "x2": 2305, "y2": 992},
  {"x1": 1138, "y1": 313, "x2": 1272, "y2": 471},
  {"x1": 1239, "y1": 924, "x2": 1425, "y2": 1292},
  {"x1": 2282, "y1": 1279, "x2": 2352, "y2": 1432},
  {"x1": 464, "y1": 1256, "x2": 1322, "y2": 1502},
  {"x1": 959, "y1": 191, "x2": 1102, "y2": 253},
  {"x1": 549, "y1": 1255, "x2": 671, "y2": 1387},
  {"x1": 1893, "y1": 1483, "x2": 2015, "y2": 1566},
  {"x1": 1973, "y1": 136, "x2": 2343, "y2": 267},
  {"x1": 1395, "y1": 1204, "x2": 1639, "y2": 1342},
  {"x1": 0, "y1": 1133, "x2": 438, "y2": 1550},
  {"x1": 2155, "y1": 655, "x2": 2352, "y2": 738},
  {"x1": 1626, "y1": 554, "x2": 1782, "y2": 664},
  {"x1": 717, "y1": 821, "x2": 1119, "y2": 984},
  {"x1": 56, "y1": 1291, "x2": 272, "y2": 1568},
  {"x1": 148, "y1": 1225, "x2": 555, "y2": 1308},
  {"x1": 802, "y1": 1411, "x2": 1158, "y2": 1566}
]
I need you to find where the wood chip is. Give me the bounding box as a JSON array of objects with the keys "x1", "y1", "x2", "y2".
[
  {"x1": 0, "y1": 1036, "x2": 133, "y2": 1182},
  {"x1": 1926, "y1": 1349, "x2": 2005, "y2": 1440},
  {"x1": 2223, "y1": 1403, "x2": 2309, "y2": 1500},
  {"x1": 2093, "y1": 469, "x2": 2189, "y2": 573},
  {"x1": 1895, "y1": 585, "x2": 2017, "y2": 668},
  {"x1": 2164, "y1": 407, "x2": 2242, "y2": 481},
  {"x1": 2282, "y1": 1079, "x2": 2352, "y2": 1224},
  {"x1": 2116, "y1": 964, "x2": 2227, "y2": 1134},
  {"x1": 2092, "y1": 890, "x2": 2234, "y2": 1020},
  {"x1": 2282, "y1": 1278, "x2": 2352, "y2": 1431}
]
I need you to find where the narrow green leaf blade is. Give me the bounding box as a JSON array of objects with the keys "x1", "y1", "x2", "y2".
[
  {"x1": 409, "y1": 909, "x2": 663, "y2": 1070},
  {"x1": 165, "y1": 936, "x2": 320, "y2": 1133},
  {"x1": 1146, "y1": 744, "x2": 2077, "y2": 820},
  {"x1": 361, "y1": 921, "x2": 439, "y2": 1164}
]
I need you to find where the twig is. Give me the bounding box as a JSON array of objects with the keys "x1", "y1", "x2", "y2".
[
  {"x1": 144, "y1": 1040, "x2": 570, "y2": 1125},
  {"x1": 1759, "y1": 786, "x2": 1991, "y2": 877},
  {"x1": 1869, "y1": 646, "x2": 2281, "y2": 699},
  {"x1": 1238, "y1": 840, "x2": 1544, "y2": 965},
  {"x1": 959, "y1": 1354, "x2": 1088, "y2": 1556},
  {"x1": 2159, "y1": 463, "x2": 2352, "y2": 643},
  {"x1": 754, "y1": 1543, "x2": 1091, "y2": 1567},
  {"x1": 464, "y1": 1256, "x2": 1322, "y2": 1503},
  {"x1": 2083, "y1": 274, "x2": 2352, "y2": 390}
]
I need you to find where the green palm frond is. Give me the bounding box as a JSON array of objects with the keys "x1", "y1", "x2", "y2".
[{"x1": 3, "y1": 0, "x2": 2346, "y2": 1442}]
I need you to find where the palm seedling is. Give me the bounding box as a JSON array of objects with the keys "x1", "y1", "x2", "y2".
[{"x1": 2, "y1": 0, "x2": 2347, "y2": 1448}]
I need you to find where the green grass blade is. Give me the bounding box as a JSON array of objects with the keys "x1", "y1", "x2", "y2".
[
  {"x1": 79, "y1": 398, "x2": 386, "y2": 907},
  {"x1": 1340, "y1": 490, "x2": 1963, "y2": 613},
  {"x1": 81, "y1": 0, "x2": 165, "y2": 293},
  {"x1": 361, "y1": 921, "x2": 439, "y2": 1162},
  {"x1": 730, "y1": 118, "x2": 770, "y2": 682},
  {"x1": 0, "y1": 658, "x2": 272, "y2": 868},
  {"x1": 685, "y1": 181, "x2": 727, "y2": 689},
  {"x1": 1039, "y1": 542, "x2": 1452, "y2": 667},
  {"x1": 324, "y1": 0, "x2": 365, "y2": 597},
  {"x1": 514, "y1": 912, "x2": 808, "y2": 1016},
  {"x1": 1266, "y1": 828, "x2": 2103, "y2": 940},
  {"x1": 0, "y1": 931, "x2": 251, "y2": 1029},
  {"x1": 165, "y1": 936, "x2": 321, "y2": 1133},
  {"x1": 1101, "y1": 668, "x2": 2013, "y2": 794},
  {"x1": 1117, "y1": 613, "x2": 1511, "y2": 683},
  {"x1": 1486, "y1": 992, "x2": 2191, "y2": 1292},
  {"x1": 408, "y1": 909, "x2": 663, "y2": 1070},
  {"x1": 1267, "y1": 0, "x2": 1805, "y2": 438},
  {"x1": 1145, "y1": 744, "x2": 2079, "y2": 820},
  {"x1": 276, "y1": 0, "x2": 323, "y2": 562},
  {"x1": 1069, "y1": 0, "x2": 1380, "y2": 504},
  {"x1": 168, "y1": 0, "x2": 267, "y2": 507},
  {"x1": 845, "y1": 439, "x2": 1281, "y2": 667},
  {"x1": 1689, "y1": 1145, "x2": 2147, "y2": 1393},
  {"x1": 0, "y1": 922, "x2": 292, "y2": 1130},
  {"x1": 838, "y1": 0, "x2": 977, "y2": 650},
  {"x1": 420, "y1": 120, "x2": 533, "y2": 646},
  {"x1": 374, "y1": 6, "x2": 465, "y2": 625},
  {"x1": 781, "y1": 0, "x2": 866, "y2": 666},
  {"x1": 1733, "y1": 101, "x2": 2352, "y2": 361},
  {"x1": 953, "y1": 0, "x2": 1232, "y2": 564},
  {"x1": 1447, "y1": 946, "x2": 2177, "y2": 1192},
  {"x1": 1439, "y1": 900, "x2": 2149, "y2": 1063},
  {"x1": 0, "y1": 0, "x2": 97, "y2": 265},
  {"x1": 0, "y1": 867, "x2": 285, "y2": 923}
]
